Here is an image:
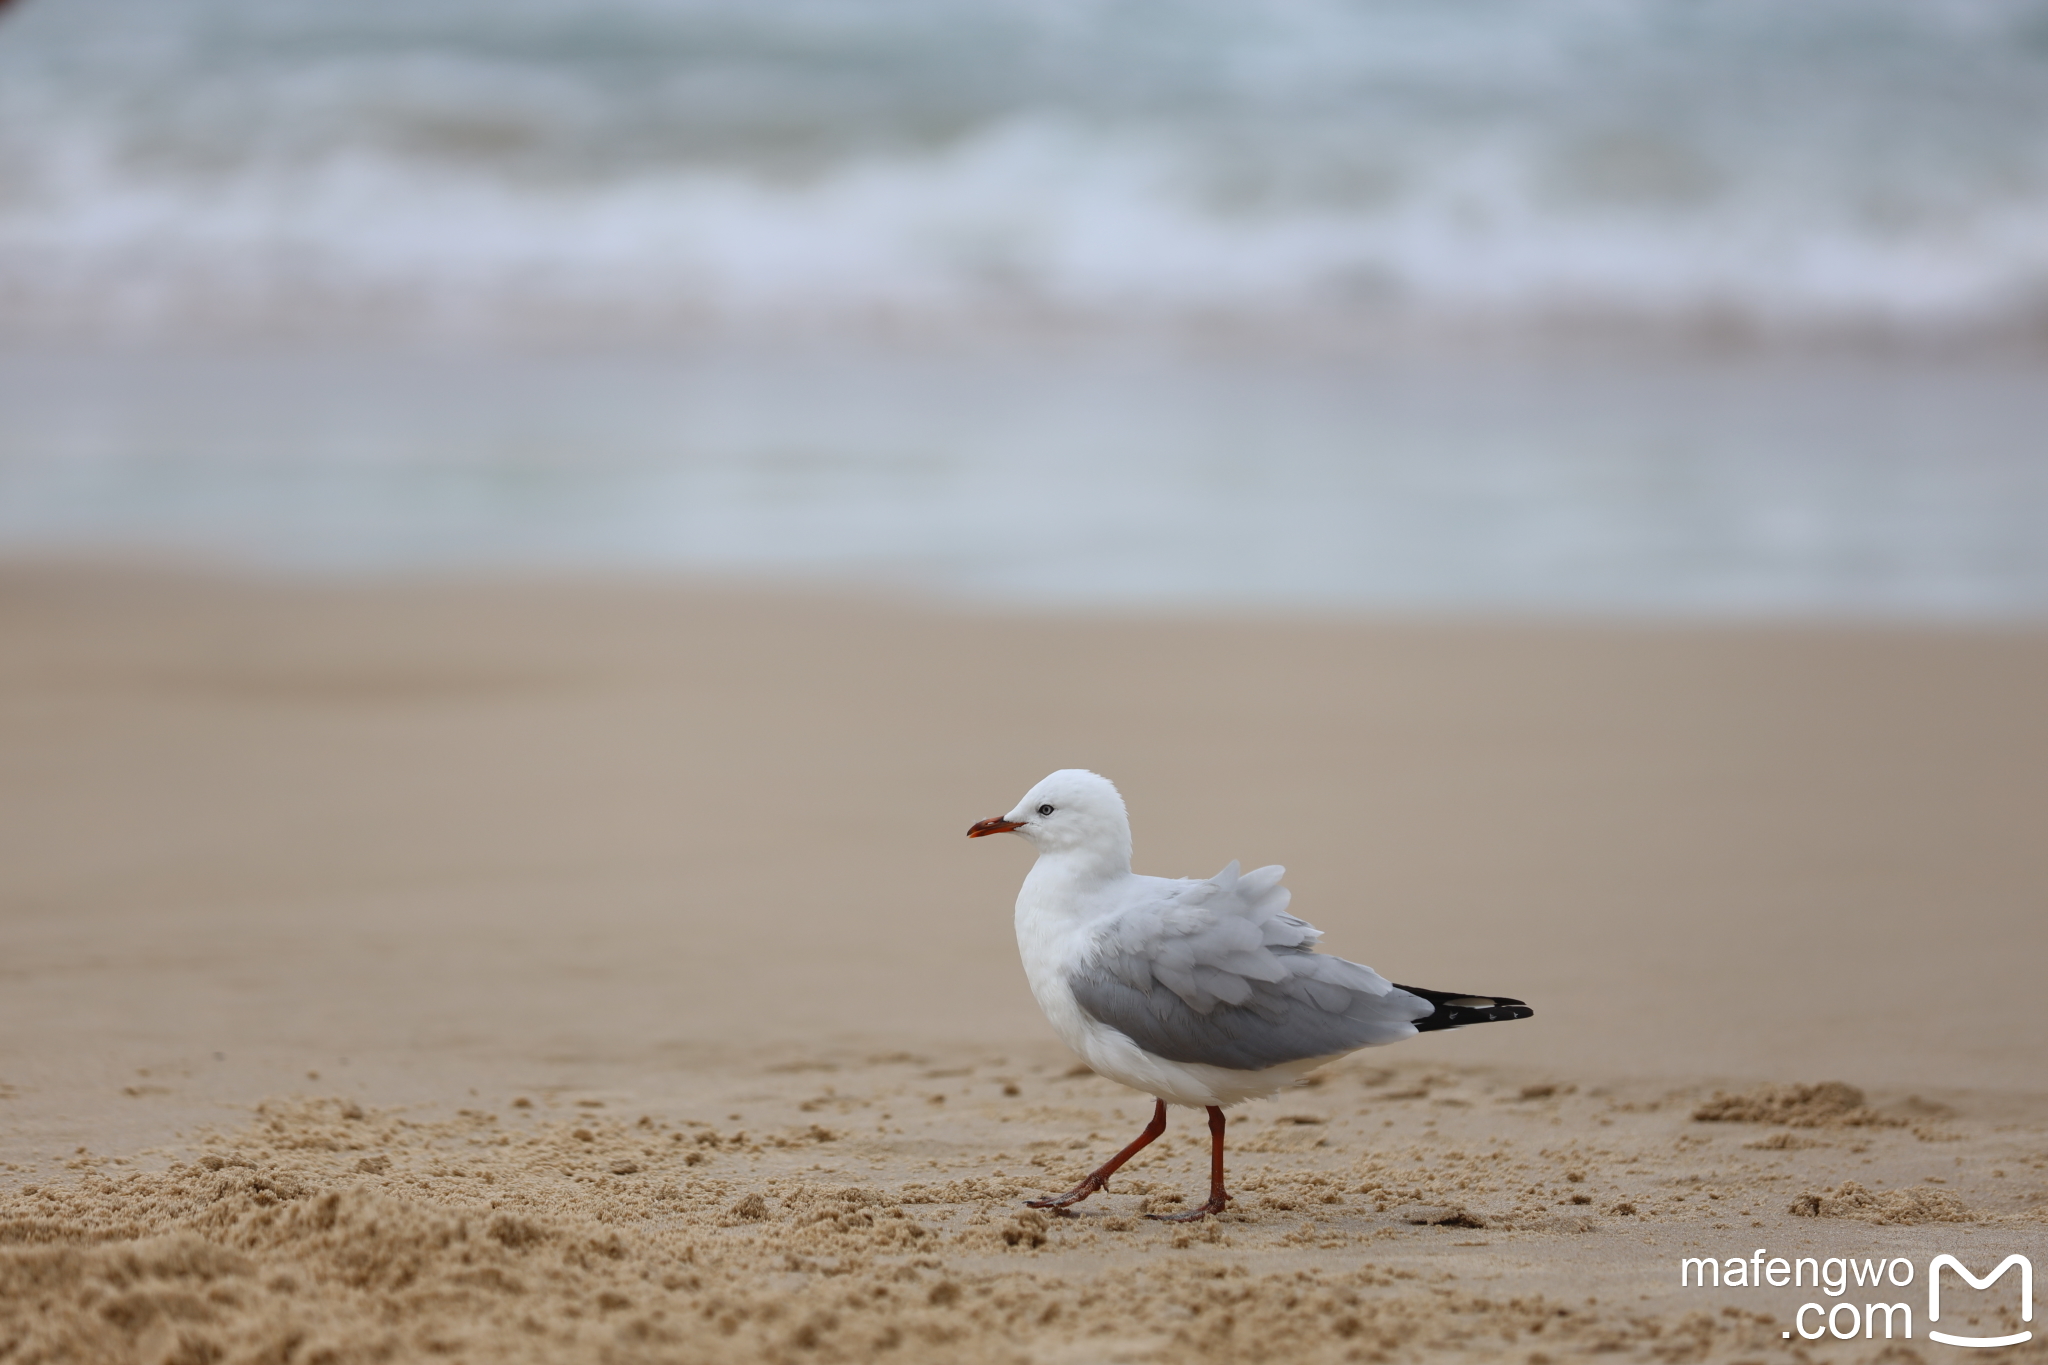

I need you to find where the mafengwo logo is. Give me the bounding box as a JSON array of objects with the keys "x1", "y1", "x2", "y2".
[
  {"x1": 1681, "y1": 1249, "x2": 2032, "y2": 1347},
  {"x1": 1928, "y1": 1254, "x2": 2033, "y2": 1350}
]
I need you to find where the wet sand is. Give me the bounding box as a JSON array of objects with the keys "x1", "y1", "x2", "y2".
[{"x1": 3, "y1": 566, "x2": 2045, "y2": 1363}]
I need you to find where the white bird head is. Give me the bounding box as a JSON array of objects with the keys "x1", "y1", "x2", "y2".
[{"x1": 967, "y1": 768, "x2": 1133, "y2": 871}]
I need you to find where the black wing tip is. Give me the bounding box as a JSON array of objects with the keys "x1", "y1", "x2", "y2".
[{"x1": 1392, "y1": 984, "x2": 1535, "y2": 1032}]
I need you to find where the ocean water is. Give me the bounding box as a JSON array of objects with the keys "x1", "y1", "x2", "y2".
[
  {"x1": 5, "y1": 0, "x2": 2048, "y2": 340},
  {"x1": 2, "y1": 0, "x2": 2045, "y2": 615}
]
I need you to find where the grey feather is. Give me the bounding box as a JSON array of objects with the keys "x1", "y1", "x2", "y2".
[{"x1": 1067, "y1": 861, "x2": 1433, "y2": 1072}]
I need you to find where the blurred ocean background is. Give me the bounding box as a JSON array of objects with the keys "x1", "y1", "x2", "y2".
[{"x1": 3, "y1": 0, "x2": 2046, "y2": 614}]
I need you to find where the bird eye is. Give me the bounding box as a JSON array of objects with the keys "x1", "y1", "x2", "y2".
[{"x1": 1036, "y1": 803, "x2": 1055, "y2": 816}]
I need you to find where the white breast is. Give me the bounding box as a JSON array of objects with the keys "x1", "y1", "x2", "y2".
[{"x1": 1012, "y1": 876, "x2": 1101, "y2": 1057}]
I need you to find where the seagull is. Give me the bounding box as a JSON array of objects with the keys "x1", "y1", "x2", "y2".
[{"x1": 968, "y1": 768, "x2": 1531, "y2": 1222}]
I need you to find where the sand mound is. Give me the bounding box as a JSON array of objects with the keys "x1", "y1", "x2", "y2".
[
  {"x1": 1786, "y1": 1181, "x2": 1974, "y2": 1225},
  {"x1": 1741, "y1": 1132, "x2": 1829, "y2": 1151},
  {"x1": 1691, "y1": 1082, "x2": 1903, "y2": 1129}
]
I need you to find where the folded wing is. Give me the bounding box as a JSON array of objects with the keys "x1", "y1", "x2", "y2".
[{"x1": 1067, "y1": 861, "x2": 1434, "y2": 1072}]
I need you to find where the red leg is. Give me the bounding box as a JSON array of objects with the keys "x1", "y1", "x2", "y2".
[
  {"x1": 1026, "y1": 1099, "x2": 1167, "y2": 1213},
  {"x1": 1146, "y1": 1105, "x2": 1231, "y2": 1222}
]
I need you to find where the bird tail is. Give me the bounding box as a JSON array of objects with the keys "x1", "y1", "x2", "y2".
[{"x1": 1392, "y1": 984, "x2": 1534, "y2": 1032}]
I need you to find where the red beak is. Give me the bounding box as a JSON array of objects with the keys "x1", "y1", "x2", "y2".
[{"x1": 966, "y1": 817, "x2": 1024, "y2": 838}]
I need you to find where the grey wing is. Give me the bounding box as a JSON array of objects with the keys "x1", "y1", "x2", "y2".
[{"x1": 1068, "y1": 862, "x2": 1433, "y2": 1073}]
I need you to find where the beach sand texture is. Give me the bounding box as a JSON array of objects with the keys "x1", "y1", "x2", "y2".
[{"x1": 3, "y1": 567, "x2": 2045, "y2": 1363}]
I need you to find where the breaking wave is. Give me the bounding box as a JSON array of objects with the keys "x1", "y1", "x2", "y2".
[{"x1": 3, "y1": 0, "x2": 2047, "y2": 342}]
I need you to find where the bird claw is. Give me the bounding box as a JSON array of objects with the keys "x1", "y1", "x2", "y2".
[{"x1": 1024, "y1": 1175, "x2": 1108, "y2": 1212}]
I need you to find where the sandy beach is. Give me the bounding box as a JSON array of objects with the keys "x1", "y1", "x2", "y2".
[{"x1": 3, "y1": 565, "x2": 2045, "y2": 1364}]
